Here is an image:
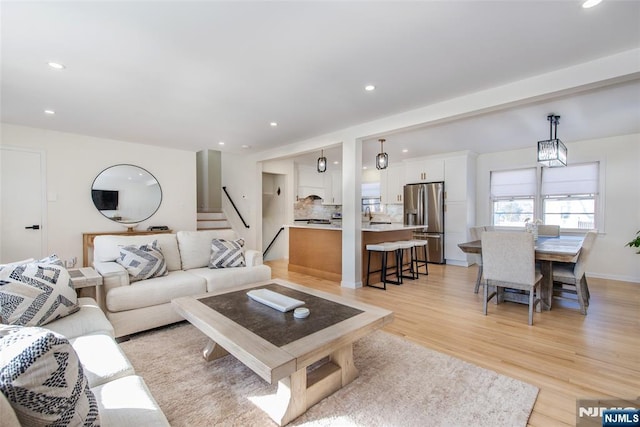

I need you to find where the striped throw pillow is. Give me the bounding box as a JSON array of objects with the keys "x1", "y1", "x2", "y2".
[
  {"x1": 209, "y1": 238, "x2": 245, "y2": 268},
  {"x1": 0, "y1": 262, "x2": 79, "y2": 327},
  {"x1": 116, "y1": 240, "x2": 168, "y2": 283}
]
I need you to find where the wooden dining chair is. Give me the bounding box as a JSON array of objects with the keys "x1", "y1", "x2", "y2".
[
  {"x1": 552, "y1": 230, "x2": 597, "y2": 314},
  {"x1": 481, "y1": 231, "x2": 543, "y2": 325},
  {"x1": 537, "y1": 224, "x2": 560, "y2": 237}
]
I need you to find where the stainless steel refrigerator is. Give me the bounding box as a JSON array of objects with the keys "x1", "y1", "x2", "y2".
[{"x1": 403, "y1": 182, "x2": 445, "y2": 264}]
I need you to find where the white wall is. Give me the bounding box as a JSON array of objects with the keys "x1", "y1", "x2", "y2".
[
  {"x1": 220, "y1": 152, "x2": 263, "y2": 251},
  {"x1": 1, "y1": 123, "x2": 197, "y2": 266},
  {"x1": 261, "y1": 158, "x2": 296, "y2": 259},
  {"x1": 476, "y1": 133, "x2": 640, "y2": 283},
  {"x1": 262, "y1": 173, "x2": 287, "y2": 261}
]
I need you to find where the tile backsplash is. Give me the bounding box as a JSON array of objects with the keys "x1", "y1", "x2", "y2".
[
  {"x1": 294, "y1": 198, "x2": 340, "y2": 220},
  {"x1": 294, "y1": 197, "x2": 403, "y2": 223}
]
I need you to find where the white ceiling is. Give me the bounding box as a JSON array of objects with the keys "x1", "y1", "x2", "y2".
[{"x1": 2, "y1": 1, "x2": 639, "y2": 167}]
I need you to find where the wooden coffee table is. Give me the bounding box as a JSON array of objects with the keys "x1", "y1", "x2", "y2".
[{"x1": 172, "y1": 278, "x2": 393, "y2": 425}]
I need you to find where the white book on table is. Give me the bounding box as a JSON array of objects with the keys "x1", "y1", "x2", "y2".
[{"x1": 247, "y1": 289, "x2": 305, "y2": 312}]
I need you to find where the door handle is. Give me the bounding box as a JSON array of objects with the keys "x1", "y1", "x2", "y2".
[{"x1": 25, "y1": 225, "x2": 40, "y2": 230}]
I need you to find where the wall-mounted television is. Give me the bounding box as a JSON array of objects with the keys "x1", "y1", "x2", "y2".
[{"x1": 92, "y1": 189, "x2": 119, "y2": 211}]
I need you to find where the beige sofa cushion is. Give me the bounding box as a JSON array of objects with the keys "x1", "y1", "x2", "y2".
[
  {"x1": 177, "y1": 230, "x2": 238, "y2": 270},
  {"x1": 106, "y1": 270, "x2": 206, "y2": 313},
  {"x1": 70, "y1": 334, "x2": 135, "y2": 388},
  {"x1": 189, "y1": 264, "x2": 271, "y2": 293},
  {"x1": 93, "y1": 234, "x2": 182, "y2": 272},
  {"x1": 45, "y1": 298, "x2": 115, "y2": 339},
  {"x1": 92, "y1": 375, "x2": 169, "y2": 426}
]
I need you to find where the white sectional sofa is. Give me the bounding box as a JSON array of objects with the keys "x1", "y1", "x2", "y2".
[
  {"x1": 1, "y1": 298, "x2": 170, "y2": 427},
  {"x1": 93, "y1": 229, "x2": 271, "y2": 338}
]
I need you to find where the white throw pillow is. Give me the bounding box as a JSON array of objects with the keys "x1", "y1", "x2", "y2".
[
  {"x1": 116, "y1": 240, "x2": 168, "y2": 283},
  {"x1": 0, "y1": 262, "x2": 79, "y2": 327},
  {"x1": 0, "y1": 325, "x2": 100, "y2": 426},
  {"x1": 209, "y1": 238, "x2": 246, "y2": 268}
]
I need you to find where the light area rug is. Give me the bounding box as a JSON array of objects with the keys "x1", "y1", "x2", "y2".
[{"x1": 119, "y1": 323, "x2": 538, "y2": 426}]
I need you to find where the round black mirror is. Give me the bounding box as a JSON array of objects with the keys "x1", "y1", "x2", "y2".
[{"x1": 91, "y1": 164, "x2": 162, "y2": 224}]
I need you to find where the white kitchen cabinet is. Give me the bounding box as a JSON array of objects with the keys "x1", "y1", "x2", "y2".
[
  {"x1": 444, "y1": 231, "x2": 468, "y2": 266},
  {"x1": 405, "y1": 158, "x2": 444, "y2": 183},
  {"x1": 444, "y1": 155, "x2": 473, "y2": 202},
  {"x1": 296, "y1": 164, "x2": 324, "y2": 200},
  {"x1": 322, "y1": 170, "x2": 342, "y2": 205},
  {"x1": 441, "y1": 151, "x2": 477, "y2": 266},
  {"x1": 380, "y1": 166, "x2": 404, "y2": 204},
  {"x1": 297, "y1": 165, "x2": 322, "y2": 187}
]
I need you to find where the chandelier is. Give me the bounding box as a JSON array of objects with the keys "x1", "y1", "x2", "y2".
[
  {"x1": 537, "y1": 114, "x2": 567, "y2": 167},
  {"x1": 317, "y1": 149, "x2": 327, "y2": 173},
  {"x1": 376, "y1": 138, "x2": 389, "y2": 170}
]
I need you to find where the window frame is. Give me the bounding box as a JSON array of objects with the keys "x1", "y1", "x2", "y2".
[{"x1": 489, "y1": 161, "x2": 604, "y2": 233}]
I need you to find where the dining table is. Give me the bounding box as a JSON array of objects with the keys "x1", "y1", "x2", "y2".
[{"x1": 458, "y1": 235, "x2": 584, "y2": 311}]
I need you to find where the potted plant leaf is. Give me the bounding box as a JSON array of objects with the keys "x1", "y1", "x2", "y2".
[{"x1": 626, "y1": 230, "x2": 640, "y2": 254}]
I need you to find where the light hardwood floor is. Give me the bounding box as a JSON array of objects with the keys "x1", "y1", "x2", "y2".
[{"x1": 265, "y1": 259, "x2": 639, "y2": 426}]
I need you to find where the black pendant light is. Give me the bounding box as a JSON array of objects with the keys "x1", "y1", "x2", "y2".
[
  {"x1": 376, "y1": 138, "x2": 389, "y2": 170},
  {"x1": 317, "y1": 149, "x2": 327, "y2": 173},
  {"x1": 537, "y1": 114, "x2": 567, "y2": 167}
]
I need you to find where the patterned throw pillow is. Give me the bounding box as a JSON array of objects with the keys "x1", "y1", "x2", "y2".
[
  {"x1": 0, "y1": 325, "x2": 100, "y2": 426},
  {"x1": 37, "y1": 254, "x2": 64, "y2": 267},
  {"x1": 209, "y1": 238, "x2": 246, "y2": 268},
  {"x1": 0, "y1": 262, "x2": 79, "y2": 327},
  {"x1": 116, "y1": 240, "x2": 168, "y2": 283}
]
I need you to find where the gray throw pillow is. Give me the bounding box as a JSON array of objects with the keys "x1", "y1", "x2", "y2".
[
  {"x1": 0, "y1": 325, "x2": 100, "y2": 426},
  {"x1": 116, "y1": 240, "x2": 168, "y2": 282},
  {"x1": 209, "y1": 238, "x2": 245, "y2": 268},
  {"x1": 37, "y1": 254, "x2": 65, "y2": 267},
  {"x1": 0, "y1": 262, "x2": 79, "y2": 327}
]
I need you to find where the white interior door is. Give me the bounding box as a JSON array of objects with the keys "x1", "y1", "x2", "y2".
[{"x1": 0, "y1": 147, "x2": 45, "y2": 263}]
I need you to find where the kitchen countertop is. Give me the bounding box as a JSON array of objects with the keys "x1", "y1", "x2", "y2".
[{"x1": 286, "y1": 223, "x2": 425, "y2": 232}]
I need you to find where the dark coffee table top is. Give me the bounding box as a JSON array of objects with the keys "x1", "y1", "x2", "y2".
[{"x1": 199, "y1": 282, "x2": 363, "y2": 347}]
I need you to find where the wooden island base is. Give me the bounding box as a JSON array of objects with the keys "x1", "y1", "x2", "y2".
[{"x1": 288, "y1": 226, "x2": 415, "y2": 285}]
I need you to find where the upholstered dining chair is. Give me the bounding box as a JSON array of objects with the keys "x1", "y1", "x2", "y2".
[
  {"x1": 481, "y1": 231, "x2": 543, "y2": 325},
  {"x1": 469, "y1": 226, "x2": 489, "y2": 293},
  {"x1": 552, "y1": 230, "x2": 597, "y2": 315},
  {"x1": 537, "y1": 224, "x2": 560, "y2": 237}
]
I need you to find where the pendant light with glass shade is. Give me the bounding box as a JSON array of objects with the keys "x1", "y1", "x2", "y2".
[
  {"x1": 317, "y1": 149, "x2": 327, "y2": 173},
  {"x1": 376, "y1": 138, "x2": 389, "y2": 170},
  {"x1": 537, "y1": 114, "x2": 567, "y2": 167}
]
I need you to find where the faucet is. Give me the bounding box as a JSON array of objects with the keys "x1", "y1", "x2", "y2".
[{"x1": 364, "y1": 206, "x2": 373, "y2": 221}]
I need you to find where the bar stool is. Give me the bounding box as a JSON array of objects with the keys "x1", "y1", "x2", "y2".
[
  {"x1": 411, "y1": 239, "x2": 429, "y2": 277},
  {"x1": 365, "y1": 242, "x2": 401, "y2": 290},
  {"x1": 395, "y1": 240, "x2": 418, "y2": 281}
]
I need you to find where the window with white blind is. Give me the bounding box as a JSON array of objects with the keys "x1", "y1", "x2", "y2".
[
  {"x1": 541, "y1": 162, "x2": 598, "y2": 229},
  {"x1": 490, "y1": 168, "x2": 536, "y2": 227},
  {"x1": 490, "y1": 162, "x2": 600, "y2": 230}
]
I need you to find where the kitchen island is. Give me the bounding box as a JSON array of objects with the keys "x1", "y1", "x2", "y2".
[{"x1": 287, "y1": 223, "x2": 424, "y2": 284}]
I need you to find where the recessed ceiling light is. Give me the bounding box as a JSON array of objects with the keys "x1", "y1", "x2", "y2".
[
  {"x1": 333, "y1": 161, "x2": 339, "y2": 165},
  {"x1": 402, "y1": 149, "x2": 409, "y2": 153},
  {"x1": 582, "y1": 0, "x2": 602, "y2": 8},
  {"x1": 270, "y1": 122, "x2": 278, "y2": 127},
  {"x1": 44, "y1": 109, "x2": 55, "y2": 115},
  {"x1": 47, "y1": 62, "x2": 65, "y2": 70},
  {"x1": 218, "y1": 141, "x2": 225, "y2": 146},
  {"x1": 365, "y1": 85, "x2": 376, "y2": 91},
  {"x1": 241, "y1": 145, "x2": 251, "y2": 149},
  {"x1": 362, "y1": 166, "x2": 368, "y2": 170}
]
